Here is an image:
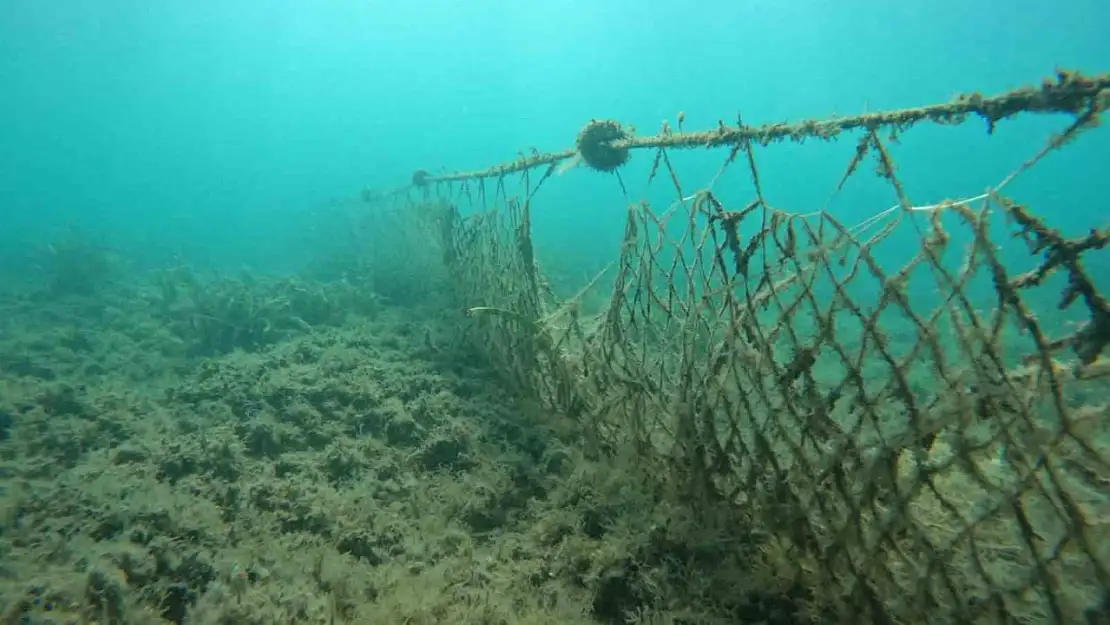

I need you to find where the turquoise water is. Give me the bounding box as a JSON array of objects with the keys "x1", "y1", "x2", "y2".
[{"x1": 1, "y1": 0, "x2": 1106, "y2": 284}]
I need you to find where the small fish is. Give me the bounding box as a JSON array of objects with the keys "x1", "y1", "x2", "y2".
[{"x1": 556, "y1": 154, "x2": 583, "y2": 176}]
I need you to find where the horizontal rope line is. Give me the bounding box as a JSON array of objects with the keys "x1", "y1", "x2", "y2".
[{"x1": 362, "y1": 70, "x2": 1107, "y2": 200}]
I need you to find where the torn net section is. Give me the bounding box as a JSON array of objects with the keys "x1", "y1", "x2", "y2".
[{"x1": 368, "y1": 77, "x2": 1110, "y2": 623}]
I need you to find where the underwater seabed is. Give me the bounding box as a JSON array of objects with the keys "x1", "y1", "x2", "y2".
[{"x1": 0, "y1": 275, "x2": 808, "y2": 625}]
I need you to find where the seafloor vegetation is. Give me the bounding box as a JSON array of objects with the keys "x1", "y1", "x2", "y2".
[{"x1": 0, "y1": 230, "x2": 780, "y2": 625}]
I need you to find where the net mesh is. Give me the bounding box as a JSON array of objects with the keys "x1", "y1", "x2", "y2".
[{"x1": 362, "y1": 71, "x2": 1110, "y2": 623}]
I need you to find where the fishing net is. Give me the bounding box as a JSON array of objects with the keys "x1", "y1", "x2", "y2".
[{"x1": 361, "y1": 71, "x2": 1110, "y2": 623}]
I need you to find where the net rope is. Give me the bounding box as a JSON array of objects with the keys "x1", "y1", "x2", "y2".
[{"x1": 361, "y1": 71, "x2": 1110, "y2": 623}]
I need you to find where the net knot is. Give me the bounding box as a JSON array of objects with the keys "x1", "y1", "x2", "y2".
[{"x1": 576, "y1": 119, "x2": 630, "y2": 172}]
